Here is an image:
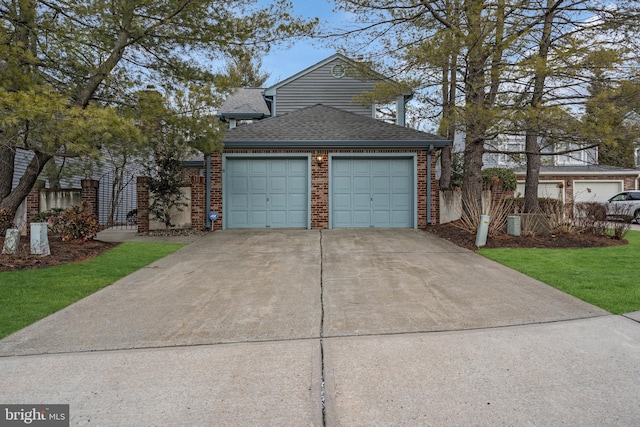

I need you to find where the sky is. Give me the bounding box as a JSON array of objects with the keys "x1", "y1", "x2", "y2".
[{"x1": 258, "y1": 1, "x2": 353, "y2": 86}]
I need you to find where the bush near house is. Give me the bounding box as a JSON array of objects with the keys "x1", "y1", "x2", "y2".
[{"x1": 33, "y1": 203, "x2": 99, "y2": 242}]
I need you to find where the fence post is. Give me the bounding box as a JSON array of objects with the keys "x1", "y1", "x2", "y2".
[
  {"x1": 81, "y1": 179, "x2": 99, "y2": 221},
  {"x1": 137, "y1": 177, "x2": 150, "y2": 233}
]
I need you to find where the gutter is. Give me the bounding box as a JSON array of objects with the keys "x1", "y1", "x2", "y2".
[{"x1": 223, "y1": 140, "x2": 451, "y2": 150}]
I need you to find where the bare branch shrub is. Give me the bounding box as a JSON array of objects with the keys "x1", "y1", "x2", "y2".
[
  {"x1": 607, "y1": 203, "x2": 631, "y2": 240},
  {"x1": 459, "y1": 179, "x2": 513, "y2": 236},
  {"x1": 574, "y1": 202, "x2": 607, "y2": 236}
]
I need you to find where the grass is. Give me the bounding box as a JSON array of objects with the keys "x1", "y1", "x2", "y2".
[
  {"x1": 0, "y1": 242, "x2": 184, "y2": 339},
  {"x1": 478, "y1": 230, "x2": 640, "y2": 314}
]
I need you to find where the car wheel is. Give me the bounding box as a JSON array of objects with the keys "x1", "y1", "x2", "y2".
[{"x1": 634, "y1": 210, "x2": 640, "y2": 224}]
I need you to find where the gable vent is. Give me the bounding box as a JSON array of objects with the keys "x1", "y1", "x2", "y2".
[{"x1": 331, "y1": 63, "x2": 345, "y2": 78}]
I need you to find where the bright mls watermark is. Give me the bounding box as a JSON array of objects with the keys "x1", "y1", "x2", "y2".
[{"x1": 1, "y1": 405, "x2": 68, "y2": 426}]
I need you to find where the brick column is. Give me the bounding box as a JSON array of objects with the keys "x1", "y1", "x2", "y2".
[
  {"x1": 26, "y1": 180, "x2": 45, "y2": 227},
  {"x1": 81, "y1": 179, "x2": 99, "y2": 221},
  {"x1": 210, "y1": 153, "x2": 223, "y2": 230},
  {"x1": 311, "y1": 151, "x2": 329, "y2": 229},
  {"x1": 137, "y1": 176, "x2": 150, "y2": 233},
  {"x1": 190, "y1": 175, "x2": 205, "y2": 230}
]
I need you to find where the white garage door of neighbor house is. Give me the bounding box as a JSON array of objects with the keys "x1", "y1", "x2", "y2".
[
  {"x1": 573, "y1": 181, "x2": 623, "y2": 203},
  {"x1": 225, "y1": 158, "x2": 308, "y2": 228},
  {"x1": 331, "y1": 158, "x2": 414, "y2": 228},
  {"x1": 516, "y1": 181, "x2": 563, "y2": 200}
]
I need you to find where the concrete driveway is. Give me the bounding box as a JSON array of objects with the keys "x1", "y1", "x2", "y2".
[{"x1": 1, "y1": 229, "x2": 639, "y2": 425}]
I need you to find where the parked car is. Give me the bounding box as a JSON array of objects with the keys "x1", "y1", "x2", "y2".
[{"x1": 604, "y1": 191, "x2": 640, "y2": 223}]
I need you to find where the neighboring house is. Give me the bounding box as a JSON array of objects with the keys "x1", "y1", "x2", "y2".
[
  {"x1": 9, "y1": 148, "x2": 140, "y2": 230},
  {"x1": 179, "y1": 53, "x2": 451, "y2": 230},
  {"x1": 455, "y1": 132, "x2": 640, "y2": 208}
]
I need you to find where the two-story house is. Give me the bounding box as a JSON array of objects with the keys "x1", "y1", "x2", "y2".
[
  {"x1": 200, "y1": 53, "x2": 451, "y2": 230},
  {"x1": 474, "y1": 132, "x2": 639, "y2": 209}
]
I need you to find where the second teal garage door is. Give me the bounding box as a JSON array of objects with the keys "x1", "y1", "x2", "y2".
[
  {"x1": 226, "y1": 158, "x2": 308, "y2": 228},
  {"x1": 331, "y1": 158, "x2": 414, "y2": 228}
]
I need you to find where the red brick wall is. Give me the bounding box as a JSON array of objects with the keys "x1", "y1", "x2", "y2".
[{"x1": 207, "y1": 149, "x2": 441, "y2": 229}]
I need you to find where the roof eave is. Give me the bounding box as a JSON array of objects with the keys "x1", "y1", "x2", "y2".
[{"x1": 223, "y1": 140, "x2": 451, "y2": 150}]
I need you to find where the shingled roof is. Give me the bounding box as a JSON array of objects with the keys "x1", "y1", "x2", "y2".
[
  {"x1": 218, "y1": 88, "x2": 270, "y2": 119},
  {"x1": 223, "y1": 104, "x2": 449, "y2": 149}
]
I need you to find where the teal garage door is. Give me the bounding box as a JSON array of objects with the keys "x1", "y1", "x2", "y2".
[
  {"x1": 226, "y1": 158, "x2": 308, "y2": 228},
  {"x1": 332, "y1": 158, "x2": 413, "y2": 228}
]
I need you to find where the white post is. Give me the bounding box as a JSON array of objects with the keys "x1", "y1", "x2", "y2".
[
  {"x1": 30, "y1": 222, "x2": 50, "y2": 256},
  {"x1": 2, "y1": 228, "x2": 20, "y2": 255}
]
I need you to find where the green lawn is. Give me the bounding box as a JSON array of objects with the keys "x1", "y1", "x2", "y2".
[
  {"x1": 0, "y1": 242, "x2": 184, "y2": 339},
  {"x1": 478, "y1": 230, "x2": 640, "y2": 314}
]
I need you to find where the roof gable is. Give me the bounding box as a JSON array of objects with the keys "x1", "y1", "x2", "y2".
[
  {"x1": 263, "y1": 53, "x2": 409, "y2": 96},
  {"x1": 218, "y1": 88, "x2": 270, "y2": 119}
]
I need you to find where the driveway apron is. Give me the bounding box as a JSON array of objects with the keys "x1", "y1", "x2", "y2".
[{"x1": 1, "y1": 229, "x2": 638, "y2": 426}]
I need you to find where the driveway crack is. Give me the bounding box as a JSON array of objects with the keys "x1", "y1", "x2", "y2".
[{"x1": 319, "y1": 229, "x2": 326, "y2": 426}]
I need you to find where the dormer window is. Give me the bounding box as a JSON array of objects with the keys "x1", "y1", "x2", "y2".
[{"x1": 331, "y1": 63, "x2": 345, "y2": 78}]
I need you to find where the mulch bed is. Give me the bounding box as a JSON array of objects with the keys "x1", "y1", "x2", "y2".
[
  {"x1": 0, "y1": 237, "x2": 116, "y2": 272},
  {"x1": 426, "y1": 221, "x2": 628, "y2": 251}
]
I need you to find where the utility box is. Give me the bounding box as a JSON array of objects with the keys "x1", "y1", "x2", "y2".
[{"x1": 507, "y1": 215, "x2": 521, "y2": 236}]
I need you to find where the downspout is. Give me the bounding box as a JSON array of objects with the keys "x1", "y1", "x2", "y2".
[
  {"x1": 427, "y1": 144, "x2": 434, "y2": 225},
  {"x1": 205, "y1": 153, "x2": 211, "y2": 229}
]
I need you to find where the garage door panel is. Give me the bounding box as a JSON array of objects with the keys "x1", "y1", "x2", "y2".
[
  {"x1": 353, "y1": 194, "x2": 371, "y2": 209},
  {"x1": 391, "y1": 159, "x2": 411, "y2": 175},
  {"x1": 269, "y1": 194, "x2": 287, "y2": 209},
  {"x1": 352, "y1": 211, "x2": 371, "y2": 227},
  {"x1": 331, "y1": 158, "x2": 413, "y2": 228},
  {"x1": 269, "y1": 160, "x2": 287, "y2": 174},
  {"x1": 392, "y1": 193, "x2": 410, "y2": 208},
  {"x1": 372, "y1": 160, "x2": 390, "y2": 175},
  {"x1": 226, "y1": 158, "x2": 308, "y2": 228},
  {"x1": 392, "y1": 176, "x2": 411, "y2": 192},
  {"x1": 250, "y1": 160, "x2": 267, "y2": 174},
  {"x1": 372, "y1": 176, "x2": 390, "y2": 192},
  {"x1": 288, "y1": 176, "x2": 307, "y2": 192},
  {"x1": 333, "y1": 177, "x2": 351, "y2": 193},
  {"x1": 353, "y1": 161, "x2": 371, "y2": 175},
  {"x1": 334, "y1": 194, "x2": 352, "y2": 210},
  {"x1": 269, "y1": 176, "x2": 287, "y2": 192},
  {"x1": 353, "y1": 177, "x2": 371, "y2": 192}
]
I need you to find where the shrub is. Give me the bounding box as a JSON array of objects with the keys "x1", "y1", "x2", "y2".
[
  {"x1": 0, "y1": 208, "x2": 14, "y2": 234},
  {"x1": 57, "y1": 202, "x2": 100, "y2": 242},
  {"x1": 481, "y1": 168, "x2": 518, "y2": 191},
  {"x1": 32, "y1": 208, "x2": 65, "y2": 235},
  {"x1": 575, "y1": 202, "x2": 607, "y2": 236},
  {"x1": 126, "y1": 209, "x2": 138, "y2": 225}
]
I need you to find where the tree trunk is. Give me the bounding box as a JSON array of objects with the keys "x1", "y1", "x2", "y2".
[
  {"x1": 0, "y1": 151, "x2": 52, "y2": 214},
  {"x1": 524, "y1": 132, "x2": 541, "y2": 213},
  {"x1": 0, "y1": 145, "x2": 16, "y2": 200},
  {"x1": 460, "y1": 0, "x2": 487, "y2": 217},
  {"x1": 523, "y1": 0, "x2": 554, "y2": 213}
]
